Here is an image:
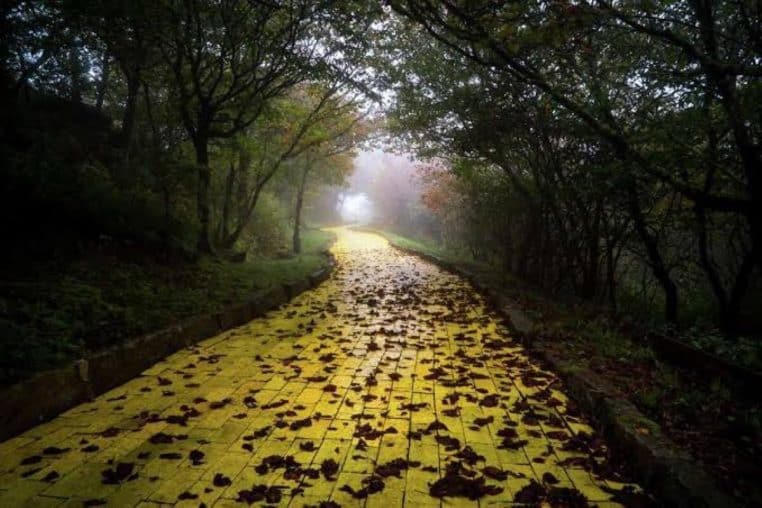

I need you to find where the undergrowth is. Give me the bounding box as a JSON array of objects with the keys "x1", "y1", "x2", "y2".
[{"x1": 0, "y1": 229, "x2": 334, "y2": 385}]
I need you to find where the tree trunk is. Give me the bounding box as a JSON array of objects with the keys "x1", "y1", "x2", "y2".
[
  {"x1": 517, "y1": 217, "x2": 534, "y2": 279},
  {"x1": 605, "y1": 236, "x2": 617, "y2": 312},
  {"x1": 502, "y1": 223, "x2": 513, "y2": 272},
  {"x1": 194, "y1": 137, "x2": 213, "y2": 254},
  {"x1": 68, "y1": 46, "x2": 83, "y2": 103},
  {"x1": 293, "y1": 163, "x2": 310, "y2": 254},
  {"x1": 695, "y1": 10, "x2": 762, "y2": 334},
  {"x1": 95, "y1": 51, "x2": 110, "y2": 113},
  {"x1": 581, "y1": 201, "x2": 602, "y2": 299},
  {"x1": 143, "y1": 81, "x2": 159, "y2": 146},
  {"x1": 625, "y1": 181, "x2": 678, "y2": 323},
  {"x1": 121, "y1": 71, "x2": 140, "y2": 162},
  {"x1": 218, "y1": 162, "x2": 235, "y2": 244},
  {"x1": 222, "y1": 152, "x2": 287, "y2": 250},
  {"x1": 699, "y1": 203, "x2": 759, "y2": 336},
  {"x1": 222, "y1": 186, "x2": 262, "y2": 250}
]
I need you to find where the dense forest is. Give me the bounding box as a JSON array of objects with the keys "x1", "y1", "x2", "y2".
[
  {"x1": 4, "y1": 0, "x2": 760, "y2": 365},
  {"x1": 1, "y1": 1, "x2": 761, "y2": 504},
  {"x1": 1, "y1": 0, "x2": 380, "y2": 381},
  {"x1": 380, "y1": 1, "x2": 762, "y2": 339},
  {"x1": 1, "y1": 1, "x2": 371, "y2": 256}
]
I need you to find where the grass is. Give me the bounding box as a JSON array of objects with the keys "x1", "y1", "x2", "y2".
[
  {"x1": 360, "y1": 227, "x2": 503, "y2": 281},
  {"x1": 376, "y1": 230, "x2": 447, "y2": 258},
  {"x1": 374, "y1": 227, "x2": 762, "y2": 368},
  {"x1": 0, "y1": 228, "x2": 334, "y2": 385}
]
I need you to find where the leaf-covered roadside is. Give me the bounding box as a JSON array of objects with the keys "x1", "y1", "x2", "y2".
[
  {"x1": 375, "y1": 227, "x2": 762, "y2": 504},
  {"x1": 0, "y1": 227, "x2": 649, "y2": 507},
  {"x1": 0, "y1": 229, "x2": 334, "y2": 386}
]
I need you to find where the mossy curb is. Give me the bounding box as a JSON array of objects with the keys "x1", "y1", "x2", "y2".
[
  {"x1": 0, "y1": 250, "x2": 336, "y2": 442},
  {"x1": 384, "y1": 238, "x2": 737, "y2": 508}
]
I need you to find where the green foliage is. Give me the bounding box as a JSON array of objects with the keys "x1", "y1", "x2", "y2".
[
  {"x1": 1, "y1": 0, "x2": 369, "y2": 385},
  {"x1": 382, "y1": 0, "x2": 762, "y2": 339},
  {"x1": 369, "y1": 228, "x2": 483, "y2": 271},
  {"x1": 577, "y1": 318, "x2": 654, "y2": 363},
  {"x1": 370, "y1": 219, "x2": 761, "y2": 502},
  {"x1": 0, "y1": 229, "x2": 334, "y2": 385},
  {"x1": 242, "y1": 192, "x2": 290, "y2": 257},
  {"x1": 678, "y1": 328, "x2": 762, "y2": 371}
]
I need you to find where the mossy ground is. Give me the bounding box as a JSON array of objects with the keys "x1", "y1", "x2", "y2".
[{"x1": 0, "y1": 229, "x2": 334, "y2": 385}]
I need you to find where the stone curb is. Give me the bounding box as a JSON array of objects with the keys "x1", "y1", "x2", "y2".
[
  {"x1": 385, "y1": 239, "x2": 737, "y2": 508},
  {"x1": 0, "y1": 249, "x2": 336, "y2": 442},
  {"x1": 380, "y1": 232, "x2": 762, "y2": 389},
  {"x1": 646, "y1": 334, "x2": 761, "y2": 395},
  {"x1": 540, "y1": 350, "x2": 737, "y2": 508}
]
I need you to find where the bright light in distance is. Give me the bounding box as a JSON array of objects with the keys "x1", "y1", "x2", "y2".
[{"x1": 339, "y1": 193, "x2": 374, "y2": 224}]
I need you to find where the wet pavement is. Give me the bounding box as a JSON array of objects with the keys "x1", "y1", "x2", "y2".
[{"x1": 0, "y1": 228, "x2": 643, "y2": 507}]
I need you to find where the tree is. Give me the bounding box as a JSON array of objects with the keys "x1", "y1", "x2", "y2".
[
  {"x1": 212, "y1": 81, "x2": 365, "y2": 254},
  {"x1": 385, "y1": 0, "x2": 761, "y2": 332},
  {"x1": 65, "y1": 0, "x2": 160, "y2": 161},
  {"x1": 159, "y1": 0, "x2": 331, "y2": 253},
  {"x1": 289, "y1": 116, "x2": 363, "y2": 253}
]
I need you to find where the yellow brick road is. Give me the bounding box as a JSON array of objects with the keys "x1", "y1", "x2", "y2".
[{"x1": 0, "y1": 228, "x2": 642, "y2": 507}]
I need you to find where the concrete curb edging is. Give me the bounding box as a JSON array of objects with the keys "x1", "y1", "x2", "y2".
[
  {"x1": 540, "y1": 351, "x2": 737, "y2": 508},
  {"x1": 386, "y1": 241, "x2": 737, "y2": 508},
  {"x1": 377, "y1": 232, "x2": 762, "y2": 389},
  {"x1": 0, "y1": 250, "x2": 336, "y2": 443}
]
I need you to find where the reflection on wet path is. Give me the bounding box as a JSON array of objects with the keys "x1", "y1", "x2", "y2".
[{"x1": 0, "y1": 228, "x2": 642, "y2": 507}]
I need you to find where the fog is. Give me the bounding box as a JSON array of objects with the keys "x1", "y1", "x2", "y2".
[
  {"x1": 338, "y1": 148, "x2": 431, "y2": 231},
  {"x1": 338, "y1": 193, "x2": 374, "y2": 223}
]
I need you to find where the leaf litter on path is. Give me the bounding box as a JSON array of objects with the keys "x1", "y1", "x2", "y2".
[{"x1": 0, "y1": 228, "x2": 648, "y2": 507}]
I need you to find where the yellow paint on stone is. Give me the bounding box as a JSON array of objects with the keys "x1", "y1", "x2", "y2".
[{"x1": 0, "y1": 227, "x2": 642, "y2": 506}]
